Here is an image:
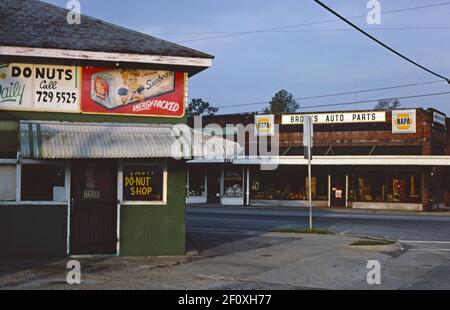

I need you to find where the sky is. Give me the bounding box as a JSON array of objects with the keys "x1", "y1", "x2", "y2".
[{"x1": 43, "y1": 0, "x2": 450, "y2": 115}]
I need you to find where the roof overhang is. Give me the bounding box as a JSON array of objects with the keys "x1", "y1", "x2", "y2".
[
  {"x1": 0, "y1": 46, "x2": 212, "y2": 76},
  {"x1": 19, "y1": 121, "x2": 241, "y2": 160},
  {"x1": 230, "y1": 155, "x2": 450, "y2": 166}
]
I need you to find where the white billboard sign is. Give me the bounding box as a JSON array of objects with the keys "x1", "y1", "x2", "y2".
[
  {"x1": 433, "y1": 111, "x2": 446, "y2": 127},
  {"x1": 0, "y1": 63, "x2": 81, "y2": 113},
  {"x1": 282, "y1": 111, "x2": 386, "y2": 125}
]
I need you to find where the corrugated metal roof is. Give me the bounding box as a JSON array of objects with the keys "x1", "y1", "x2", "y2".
[{"x1": 20, "y1": 121, "x2": 242, "y2": 159}]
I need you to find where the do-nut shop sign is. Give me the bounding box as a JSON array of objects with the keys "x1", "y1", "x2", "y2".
[
  {"x1": 0, "y1": 63, "x2": 80, "y2": 113},
  {"x1": 81, "y1": 68, "x2": 186, "y2": 117},
  {"x1": 282, "y1": 111, "x2": 386, "y2": 125}
]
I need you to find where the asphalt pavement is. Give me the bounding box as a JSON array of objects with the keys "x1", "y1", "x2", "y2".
[{"x1": 186, "y1": 205, "x2": 450, "y2": 253}]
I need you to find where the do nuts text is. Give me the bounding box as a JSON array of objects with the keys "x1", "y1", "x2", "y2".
[{"x1": 11, "y1": 65, "x2": 74, "y2": 81}]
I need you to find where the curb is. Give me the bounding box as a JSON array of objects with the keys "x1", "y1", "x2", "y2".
[{"x1": 187, "y1": 204, "x2": 450, "y2": 217}]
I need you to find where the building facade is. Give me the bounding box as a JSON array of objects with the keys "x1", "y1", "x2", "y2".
[
  {"x1": 187, "y1": 108, "x2": 450, "y2": 211},
  {"x1": 0, "y1": 0, "x2": 216, "y2": 258}
]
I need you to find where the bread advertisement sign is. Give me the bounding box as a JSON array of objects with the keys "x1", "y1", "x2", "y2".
[{"x1": 81, "y1": 67, "x2": 186, "y2": 117}]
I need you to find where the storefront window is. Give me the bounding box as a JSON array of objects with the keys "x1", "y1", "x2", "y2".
[
  {"x1": 223, "y1": 167, "x2": 243, "y2": 198},
  {"x1": 21, "y1": 164, "x2": 65, "y2": 201},
  {"x1": 309, "y1": 171, "x2": 328, "y2": 200},
  {"x1": 353, "y1": 170, "x2": 421, "y2": 203},
  {"x1": 123, "y1": 163, "x2": 165, "y2": 202},
  {"x1": 387, "y1": 172, "x2": 421, "y2": 203},
  {"x1": 251, "y1": 167, "x2": 306, "y2": 200},
  {"x1": 0, "y1": 165, "x2": 16, "y2": 201},
  {"x1": 431, "y1": 167, "x2": 445, "y2": 203},
  {"x1": 354, "y1": 172, "x2": 385, "y2": 202},
  {"x1": 188, "y1": 167, "x2": 206, "y2": 197},
  {"x1": 250, "y1": 168, "x2": 329, "y2": 201}
]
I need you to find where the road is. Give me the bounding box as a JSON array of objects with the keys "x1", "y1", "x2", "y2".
[
  {"x1": 186, "y1": 206, "x2": 450, "y2": 254},
  {"x1": 2, "y1": 206, "x2": 449, "y2": 289}
]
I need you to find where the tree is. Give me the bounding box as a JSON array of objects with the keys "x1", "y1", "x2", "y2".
[
  {"x1": 188, "y1": 98, "x2": 219, "y2": 117},
  {"x1": 264, "y1": 90, "x2": 299, "y2": 114},
  {"x1": 374, "y1": 98, "x2": 401, "y2": 111}
]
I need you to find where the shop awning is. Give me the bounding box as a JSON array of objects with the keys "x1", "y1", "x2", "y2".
[
  {"x1": 231, "y1": 156, "x2": 450, "y2": 166},
  {"x1": 20, "y1": 121, "x2": 242, "y2": 159}
]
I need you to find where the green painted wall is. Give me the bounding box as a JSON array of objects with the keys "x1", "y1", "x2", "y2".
[
  {"x1": 0, "y1": 108, "x2": 188, "y2": 256},
  {"x1": 0, "y1": 120, "x2": 19, "y2": 158},
  {"x1": 120, "y1": 159, "x2": 186, "y2": 256}
]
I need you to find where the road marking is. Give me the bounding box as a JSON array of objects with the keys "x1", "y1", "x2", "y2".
[
  {"x1": 189, "y1": 216, "x2": 293, "y2": 224},
  {"x1": 408, "y1": 248, "x2": 450, "y2": 251},
  {"x1": 399, "y1": 240, "x2": 450, "y2": 244}
]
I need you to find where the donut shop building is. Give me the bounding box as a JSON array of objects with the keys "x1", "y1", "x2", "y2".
[
  {"x1": 187, "y1": 108, "x2": 450, "y2": 211},
  {"x1": 0, "y1": 0, "x2": 220, "y2": 259}
]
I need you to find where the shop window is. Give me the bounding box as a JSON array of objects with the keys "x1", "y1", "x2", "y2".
[
  {"x1": 354, "y1": 172, "x2": 385, "y2": 202},
  {"x1": 251, "y1": 167, "x2": 306, "y2": 200},
  {"x1": 431, "y1": 168, "x2": 445, "y2": 203},
  {"x1": 122, "y1": 163, "x2": 165, "y2": 202},
  {"x1": 224, "y1": 167, "x2": 243, "y2": 198},
  {"x1": 0, "y1": 164, "x2": 16, "y2": 201},
  {"x1": 387, "y1": 172, "x2": 421, "y2": 203},
  {"x1": 188, "y1": 167, "x2": 206, "y2": 197},
  {"x1": 21, "y1": 164, "x2": 65, "y2": 201},
  {"x1": 307, "y1": 171, "x2": 328, "y2": 200},
  {"x1": 354, "y1": 170, "x2": 421, "y2": 203}
]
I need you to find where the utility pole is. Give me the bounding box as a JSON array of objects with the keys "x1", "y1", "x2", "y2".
[{"x1": 303, "y1": 116, "x2": 314, "y2": 231}]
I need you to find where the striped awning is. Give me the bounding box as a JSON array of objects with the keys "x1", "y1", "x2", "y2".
[{"x1": 20, "y1": 121, "x2": 242, "y2": 159}]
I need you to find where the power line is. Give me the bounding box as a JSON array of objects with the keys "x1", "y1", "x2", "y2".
[
  {"x1": 232, "y1": 90, "x2": 450, "y2": 114},
  {"x1": 314, "y1": 0, "x2": 450, "y2": 84},
  {"x1": 216, "y1": 79, "x2": 444, "y2": 109},
  {"x1": 156, "y1": 26, "x2": 450, "y2": 36},
  {"x1": 175, "y1": 2, "x2": 450, "y2": 43},
  {"x1": 297, "y1": 90, "x2": 450, "y2": 110},
  {"x1": 211, "y1": 89, "x2": 450, "y2": 116},
  {"x1": 214, "y1": 90, "x2": 450, "y2": 115}
]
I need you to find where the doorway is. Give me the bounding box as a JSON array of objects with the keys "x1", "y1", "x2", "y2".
[
  {"x1": 330, "y1": 173, "x2": 346, "y2": 207},
  {"x1": 207, "y1": 168, "x2": 221, "y2": 203},
  {"x1": 70, "y1": 160, "x2": 118, "y2": 255}
]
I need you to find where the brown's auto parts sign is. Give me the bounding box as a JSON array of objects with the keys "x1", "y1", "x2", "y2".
[{"x1": 282, "y1": 111, "x2": 386, "y2": 125}]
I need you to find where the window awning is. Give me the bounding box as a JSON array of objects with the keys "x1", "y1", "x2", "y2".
[{"x1": 20, "y1": 121, "x2": 242, "y2": 159}]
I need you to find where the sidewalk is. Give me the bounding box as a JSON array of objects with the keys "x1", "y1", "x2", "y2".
[
  {"x1": 187, "y1": 203, "x2": 450, "y2": 217},
  {"x1": 2, "y1": 231, "x2": 448, "y2": 289}
]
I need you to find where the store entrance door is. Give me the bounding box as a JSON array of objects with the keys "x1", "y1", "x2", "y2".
[
  {"x1": 70, "y1": 160, "x2": 118, "y2": 255},
  {"x1": 207, "y1": 169, "x2": 221, "y2": 203},
  {"x1": 330, "y1": 173, "x2": 346, "y2": 207}
]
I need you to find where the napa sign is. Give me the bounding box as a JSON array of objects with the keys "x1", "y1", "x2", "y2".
[
  {"x1": 392, "y1": 109, "x2": 416, "y2": 134},
  {"x1": 254, "y1": 114, "x2": 275, "y2": 136}
]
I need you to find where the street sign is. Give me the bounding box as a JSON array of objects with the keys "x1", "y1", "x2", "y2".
[
  {"x1": 303, "y1": 115, "x2": 314, "y2": 159},
  {"x1": 303, "y1": 116, "x2": 314, "y2": 230}
]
